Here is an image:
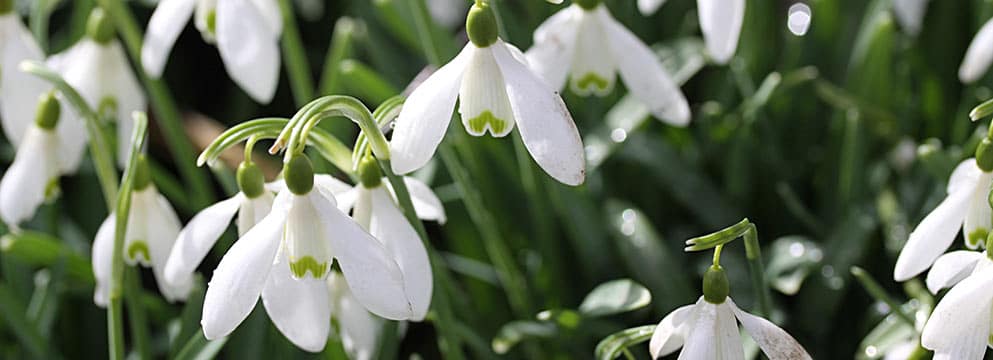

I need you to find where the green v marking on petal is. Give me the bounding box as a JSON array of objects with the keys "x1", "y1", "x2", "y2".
[
  {"x1": 467, "y1": 111, "x2": 509, "y2": 136},
  {"x1": 289, "y1": 256, "x2": 329, "y2": 279},
  {"x1": 574, "y1": 73, "x2": 610, "y2": 93},
  {"x1": 969, "y1": 228, "x2": 989, "y2": 249},
  {"x1": 127, "y1": 241, "x2": 150, "y2": 263}
]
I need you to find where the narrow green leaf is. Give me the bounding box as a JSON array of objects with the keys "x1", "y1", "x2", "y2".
[
  {"x1": 491, "y1": 321, "x2": 557, "y2": 355},
  {"x1": 970, "y1": 98, "x2": 993, "y2": 121},
  {"x1": 765, "y1": 236, "x2": 823, "y2": 295},
  {"x1": 593, "y1": 325, "x2": 655, "y2": 360},
  {"x1": 578, "y1": 279, "x2": 651, "y2": 318},
  {"x1": 174, "y1": 331, "x2": 227, "y2": 360},
  {"x1": 0, "y1": 231, "x2": 94, "y2": 283},
  {"x1": 0, "y1": 283, "x2": 50, "y2": 358}
]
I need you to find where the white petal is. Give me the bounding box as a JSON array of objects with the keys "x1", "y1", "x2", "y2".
[
  {"x1": 389, "y1": 177, "x2": 446, "y2": 224},
  {"x1": 145, "y1": 190, "x2": 190, "y2": 302},
  {"x1": 216, "y1": 0, "x2": 281, "y2": 103},
  {"x1": 959, "y1": 18, "x2": 993, "y2": 83},
  {"x1": 883, "y1": 342, "x2": 917, "y2": 360},
  {"x1": 333, "y1": 187, "x2": 360, "y2": 214},
  {"x1": 569, "y1": 10, "x2": 616, "y2": 96},
  {"x1": 165, "y1": 194, "x2": 243, "y2": 286},
  {"x1": 600, "y1": 7, "x2": 690, "y2": 125},
  {"x1": 677, "y1": 301, "x2": 732, "y2": 360},
  {"x1": 894, "y1": 187, "x2": 972, "y2": 281},
  {"x1": 369, "y1": 187, "x2": 432, "y2": 321},
  {"x1": 458, "y1": 46, "x2": 516, "y2": 137},
  {"x1": 310, "y1": 191, "x2": 414, "y2": 320},
  {"x1": 92, "y1": 215, "x2": 117, "y2": 308},
  {"x1": 123, "y1": 189, "x2": 153, "y2": 266},
  {"x1": 285, "y1": 194, "x2": 334, "y2": 279},
  {"x1": 697, "y1": 0, "x2": 745, "y2": 64},
  {"x1": 921, "y1": 266, "x2": 993, "y2": 359},
  {"x1": 329, "y1": 273, "x2": 383, "y2": 360},
  {"x1": 948, "y1": 159, "x2": 982, "y2": 194},
  {"x1": 728, "y1": 298, "x2": 811, "y2": 360},
  {"x1": 926, "y1": 250, "x2": 985, "y2": 293},
  {"x1": 54, "y1": 100, "x2": 88, "y2": 175},
  {"x1": 638, "y1": 0, "x2": 668, "y2": 15},
  {"x1": 141, "y1": 0, "x2": 196, "y2": 77},
  {"x1": 963, "y1": 172, "x2": 993, "y2": 249},
  {"x1": 525, "y1": 7, "x2": 581, "y2": 91},
  {"x1": 491, "y1": 41, "x2": 586, "y2": 186},
  {"x1": 649, "y1": 303, "x2": 697, "y2": 358},
  {"x1": 237, "y1": 191, "x2": 274, "y2": 237},
  {"x1": 0, "y1": 127, "x2": 60, "y2": 225},
  {"x1": 0, "y1": 15, "x2": 47, "y2": 149},
  {"x1": 314, "y1": 174, "x2": 356, "y2": 213},
  {"x1": 201, "y1": 193, "x2": 290, "y2": 340},
  {"x1": 892, "y1": 0, "x2": 928, "y2": 36},
  {"x1": 261, "y1": 250, "x2": 331, "y2": 352},
  {"x1": 247, "y1": 0, "x2": 283, "y2": 35},
  {"x1": 390, "y1": 44, "x2": 471, "y2": 175},
  {"x1": 715, "y1": 302, "x2": 746, "y2": 360}
]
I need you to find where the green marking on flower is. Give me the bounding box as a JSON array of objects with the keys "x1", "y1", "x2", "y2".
[
  {"x1": 98, "y1": 97, "x2": 118, "y2": 120},
  {"x1": 206, "y1": 10, "x2": 217, "y2": 35},
  {"x1": 44, "y1": 178, "x2": 61, "y2": 201},
  {"x1": 466, "y1": 111, "x2": 508, "y2": 136},
  {"x1": 289, "y1": 256, "x2": 328, "y2": 279},
  {"x1": 127, "y1": 241, "x2": 151, "y2": 263},
  {"x1": 969, "y1": 229, "x2": 989, "y2": 249},
  {"x1": 573, "y1": 73, "x2": 611, "y2": 94}
]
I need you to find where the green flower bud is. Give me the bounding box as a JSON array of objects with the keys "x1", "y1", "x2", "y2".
[
  {"x1": 283, "y1": 156, "x2": 314, "y2": 195},
  {"x1": 133, "y1": 155, "x2": 153, "y2": 191},
  {"x1": 0, "y1": 0, "x2": 13, "y2": 14},
  {"x1": 466, "y1": 3, "x2": 498, "y2": 48},
  {"x1": 358, "y1": 156, "x2": 383, "y2": 188},
  {"x1": 976, "y1": 137, "x2": 993, "y2": 172},
  {"x1": 574, "y1": 0, "x2": 601, "y2": 10},
  {"x1": 34, "y1": 92, "x2": 61, "y2": 130},
  {"x1": 237, "y1": 161, "x2": 266, "y2": 199},
  {"x1": 87, "y1": 8, "x2": 116, "y2": 44},
  {"x1": 702, "y1": 265, "x2": 730, "y2": 304}
]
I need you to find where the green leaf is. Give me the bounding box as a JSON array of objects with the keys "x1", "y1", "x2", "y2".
[
  {"x1": 594, "y1": 325, "x2": 655, "y2": 360},
  {"x1": 0, "y1": 231, "x2": 93, "y2": 284},
  {"x1": 855, "y1": 311, "x2": 916, "y2": 360},
  {"x1": 969, "y1": 97, "x2": 993, "y2": 121},
  {"x1": 578, "y1": 279, "x2": 651, "y2": 318},
  {"x1": 765, "y1": 236, "x2": 823, "y2": 295},
  {"x1": 491, "y1": 321, "x2": 557, "y2": 355},
  {"x1": 174, "y1": 331, "x2": 227, "y2": 360}
]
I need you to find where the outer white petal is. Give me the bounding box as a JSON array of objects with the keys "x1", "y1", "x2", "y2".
[
  {"x1": 146, "y1": 190, "x2": 190, "y2": 302},
  {"x1": 388, "y1": 177, "x2": 446, "y2": 223},
  {"x1": 390, "y1": 44, "x2": 471, "y2": 175},
  {"x1": 714, "y1": 302, "x2": 746, "y2": 360},
  {"x1": 92, "y1": 215, "x2": 117, "y2": 307},
  {"x1": 926, "y1": 250, "x2": 985, "y2": 293},
  {"x1": 310, "y1": 191, "x2": 414, "y2": 320},
  {"x1": 165, "y1": 194, "x2": 243, "y2": 285},
  {"x1": 333, "y1": 188, "x2": 360, "y2": 214},
  {"x1": 237, "y1": 191, "x2": 274, "y2": 236},
  {"x1": 569, "y1": 9, "x2": 616, "y2": 96},
  {"x1": 697, "y1": 0, "x2": 745, "y2": 65},
  {"x1": 677, "y1": 301, "x2": 721, "y2": 359},
  {"x1": 261, "y1": 250, "x2": 331, "y2": 352},
  {"x1": 0, "y1": 15, "x2": 47, "y2": 149},
  {"x1": 963, "y1": 172, "x2": 993, "y2": 249},
  {"x1": 201, "y1": 193, "x2": 290, "y2": 340},
  {"x1": 600, "y1": 7, "x2": 690, "y2": 125},
  {"x1": 948, "y1": 159, "x2": 982, "y2": 194},
  {"x1": 369, "y1": 187, "x2": 432, "y2": 320},
  {"x1": 491, "y1": 41, "x2": 585, "y2": 186},
  {"x1": 728, "y1": 298, "x2": 811, "y2": 360},
  {"x1": 921, "y1": 267, "x2": 993, "y2": 359},
  {"x1": 216, "y1": 0, "x2": 281, "y2": 103},
  {"x1": 141, "y1": 0, "x2": 196, "y2": 77},
  {"x1": 0, "y1": 127, "x2": 60, "y2": 225},
  {"x1": 638, "y1": 0, "x2": 668, "y2": 15},
  {"x1": 649, "y1": 302, "x2": 697, "y2": 358},
  {"x1": 458, "y1": 46, "x2": 516, "y2": 137},
  {"x1": 314, "y1": 174, "x2": 356, "y2": 213},
  {"x1": 524, "y1": 7, "x2": 581, "y2": 90},
  {"x1": 894, "y1": 187, "x2": 972, "y2": 281},
  {"x1": 329, "y1": 273, "x2": 383, "y2": 360},
  {"x1": 247, "y1": 0, "x2": 284, "y2": 35},
  {"x1": 959, "y1": 18, "x2": 993, "y2": 83},
  {"x1": 892, "y1": 0, "x2": 928, "y2": 36},
  {"x1": 54, "y1": 100, "x2": 87, "y2": 175}
]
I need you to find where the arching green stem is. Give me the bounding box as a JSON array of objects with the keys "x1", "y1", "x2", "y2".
[{"x1": 685, "y1": 219, "x2": 771, "y2": 316}]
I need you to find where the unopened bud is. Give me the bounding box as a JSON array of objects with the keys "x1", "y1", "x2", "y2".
[{"x1": 34, "y1": 92, "x2": 61, "y2": 130}]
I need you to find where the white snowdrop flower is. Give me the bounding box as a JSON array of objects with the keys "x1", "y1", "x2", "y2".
[
  {"x1": 634, "y1": 0, "x2": 744, "y2": 65},
  {"x1": 92, "y1": 156, "x2": 191, "y2": 307},
  {"x1": 50, "y1": 9, "x2": 146, "y2": 167},
  {"x1": 524, "y1": 1, "x2": 690, "y2": 125},
  {"x1": 894, "y1": 159, "x2": 993, "y2": 281},
  {"x1": 920, "y1": 250, "x2": 993, "y2": 359},
  {"x1": 328, "y1": 273, "x2": 385, "y2": 360},
  {"x1": 892, "y1": 0, "x2": 929, "y2": 36},
  {"x1": 201, "y1": 156, "x2": 417, "y2": 352},
  {"x1": 163, "y1": 161, "x2": 274, "y2": 289},
  {"x1": 426, "y1": 0, "x2": 466, "y2": 29},
  {"x1": 959, "y1": 16, "x2": 993, "y2": 83},
  {"x1": 141, "y1": 0, "x2": 282, "y2": 103},
  {"x1": 391, "y1": 3, "x2": 585, "y2": 186}
]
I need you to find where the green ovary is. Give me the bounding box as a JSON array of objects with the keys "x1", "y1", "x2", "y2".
[
  {"x1": 289, "y1": 256, "x2": 328, "y2": 279},
  {"x1": 127, "y1": 242, "x2": 150, "y2": 263},
  {"x1": 573, "y1": 73, "x2": 610, "y2": 94},
  {"x1": 968, "y1": 228, "x2": 989, "y2": 249},
  {"x1": 467, "y1": 111, "x2": 508, "y2": 136}
]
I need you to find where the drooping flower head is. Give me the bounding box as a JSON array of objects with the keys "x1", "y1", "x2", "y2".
[
  {"x1": 920, "y1": 250, "x2": 993, "y2": 359},
  {"x1": 390, "y1": 2, "x2": 586, "y2": 186},
  {"x1": 634, "y1": 0, "x2": 744, "y2": 65}
]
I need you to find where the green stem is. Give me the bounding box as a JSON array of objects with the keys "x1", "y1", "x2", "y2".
[
  {"x1": 30, "y1": 0, "x2": 50, "y2": 53},
  {"x1": 94, "y1": 0, "x2": 213, "y2": 208},
  {"x1": 742, "y1": 224, "x2": 772, "y2": 317},
  {"x1": 124, "y1": 268, "x2": 150, "y2": 360},
  {"x1": 511, "y1": 134, "x2": 564, "y2": 304},
  {"x1": 277, "y1": 0, "x2": 315, "y2": 106},
  {"x1": 850, "y1": 266, "x2": 917, "y2": 329},
  {"x1": 318, "y1": 18, "x2": 359, "y2": 96}
]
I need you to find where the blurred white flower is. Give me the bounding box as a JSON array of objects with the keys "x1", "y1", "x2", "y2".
[
  {"x1": 894, "y1": 159, "x2": 992, "y2": 281},
  {"x1": 920, "y1": 250, "x2": 993, "y2": 359},
  {"x1": 92, "y1": 180, "x2": 191, "y2": 307},
  {"x1": 959, "y1": 17, "x2": 993, "y2": 83},
  {"x1": 328, "y1": 272, "x2": 385, "y2": 360},
  {"x1": 649, "y1": 296, "x2": 811, "y2": 359},
  {"x1": 892, "y1": 0, "x2": 929, "y2": 36},
  {"x1": 426, "y1": 0, "x2": 466, "y2": 29},
  {"x1": 635, "y1": 0, "x2": 744, "y2": 65},
  {"x1": 636, "y1": 0, "x2": 667, "y2": 16},
  {"x1": 141, "y1": 0, "x2": 282, "y2": 103},
  {"x1": 525, "y1": 2, "x2": 690, "y2": 125}
]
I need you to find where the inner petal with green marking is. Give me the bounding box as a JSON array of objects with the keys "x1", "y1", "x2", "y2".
[
  {"x1": 571, "y1": 72, "x2": 612, "y2": 95},
  {"x1": 289, "y1": 256, "x2": 329, "y2": 279},
  {"x1": 127, "y1": 241, "x2": 151, "y2": 264},
  {"x1": 466, "y1": 111, "x2": 510, "y2": 137},
  {"x1": 458, "y1": 47, "x2": 516, "y2": 137},
  {"x1": 969, "y1": 228, "x2": 989, "y2": 249}
]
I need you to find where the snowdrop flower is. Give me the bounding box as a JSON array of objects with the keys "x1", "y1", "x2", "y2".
[
  {"x1": 391, "y1": 3, "x2": 585, "y2": 186},
  {"x1": 920, "y1": 250, "x2": 993, "y2": 359},
  {"x1": 959, "y1": 16, "x2": 993, "y2": 83},
  {"x1": 50, "y1": 9, "x2": 146, "y2": 167},
  {"x1": 201, "y1": 156, "x2": 419, "y2": 352},
  {"x1": 634, "y1": 0, "x2": 744, "y2": 65},
  {"x1": 0, "y1": 93, "x2": 74, "y2": 226},
  {"x1": 892, "y1": 0, "x2": 929, "y2": 36},
  {"x1": 328, "y1": 273, "x2": 385, "y2": 360},
  {"x1": 649, "y1": 265, "x2": 811, "y2": 359},
  {"x1": 141, "y1": 0, "x2": 282, "y2": 103},
  {"x1": 894, "y1": 159, "x2": 992, "y2": 281},
  {"x1": 525, "y1": 0, "x2": 690, "y2": 125},
  {"x1": 92, "y1": 156, "x2": 191, "y2": 306},
  {"x1": 163, "y1": 161, "x2": 274, "y2": 288}
]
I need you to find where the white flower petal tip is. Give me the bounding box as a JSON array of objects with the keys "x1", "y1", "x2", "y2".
[
  {"x1": 262, "y1": 252, "x2": 331, "y2": 353},
  {"x1": 697, "y1": 0, "x2": 745, "y2": 65},
  {"x1": 729, "y1": 299, "x2": 812, "y2": 360},
  {"x1": 921, "y1": 266, "x2": 993, "y2": 359},
  {"x1": 216, "y1": 0, "x2": 281, "y2": 103},
  {"x1": 368, "y1": 187, "x2": 433, "y2": 321},
  {"x1": 0, "y1": 127, "x2": 60, "y2": 226},
  {"x1": 638, "y1": 0, "x2": 668, "y2": 16},
  {"x1": 648, "y1": 303, "x2": 696, "y2": 358},
  {"x1": 959, "y1": 18, "x2": 993, "y2": 84},
  {"x1": 0, "y1": 14, "x2": 47, "y2": 150},
  {"x1": 926, "y1": 251, "x2": 984, "y2": 294},
  {"x1": 141, "y1": 0, "x2": 197, "y2": 78},
  {"x1": 892, "y1": 0, "x2": 928, "y2": 36},
  {"x1": 164, "y1": 194, "x2": 243, "y2": 285},
  {"x1": 894, "y1": 180, "x2": 974, "y2": 281}
]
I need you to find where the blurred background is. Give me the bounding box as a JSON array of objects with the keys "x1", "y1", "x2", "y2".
[{"x1": 2, "y1": 0, "x2": 992, "y2": 358}]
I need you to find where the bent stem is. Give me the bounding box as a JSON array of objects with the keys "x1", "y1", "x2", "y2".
[{"x1": 685, "y1": 219, "x2": 771, "y2": 316}]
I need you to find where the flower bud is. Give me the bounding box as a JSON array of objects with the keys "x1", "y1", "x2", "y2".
[
  {"x1": 466, "y1": 3, "x2": 498, "y2": 47},
  {"x1": 87, "y1": 8, "x2": 116, "y2": 45},
  {"x1": 703, "y1": 265, "x2": 729, "y2": 304},
  {"x1": 237, "y1": 161, "x2": 266, "y2": 199},
  {"x1": 133, "y1": 155, "x2": 153, "y2": 191},
  {"x1": 358, "y1": 156, "x2": 383, "y2": 188},
  {"x1": 283, "y1": 156, "x2": 314, "y2": 195},
  {"x1": 976, "y1": 137, "x2": 993, "y2": 172},
  {"x1": 34, "y1": 92, "x2": 61, "y2": 130},
  {"x1": 574, "y1": 0, "x2": 601, "y2": 10}
]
